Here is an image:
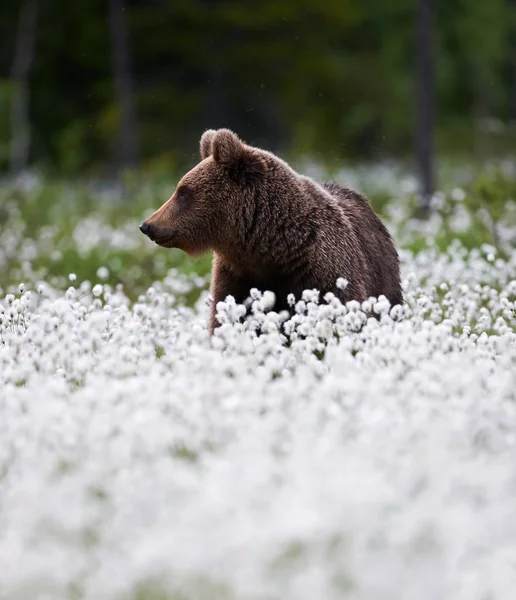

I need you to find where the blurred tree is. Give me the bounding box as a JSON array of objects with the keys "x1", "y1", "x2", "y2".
[
  {"x1": 10, "y1": 0, "x2": 38, "y2": 175},
  {"x1": 508, "y1": 0, "x2": 516, "y2": 121},
  {"x1": 457, "y1": 0, "x2": 509, "y2": 157},
  {"x1": 109, "y1": 0, "x2": 139, "y2": 170},
  {"x1": 416, "y1": 0, "x2": 435, "y2": 211},
  {"x1": 0, "y1": 0, "x2": 514, "y2": 175}
]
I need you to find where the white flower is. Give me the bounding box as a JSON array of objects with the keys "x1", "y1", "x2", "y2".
[
  {"x1": 92, "y1": 284, "x2": 103, "y2": 297},
  {"x1": 451, "y1": 187, "x2": 466, "y2": 201},
  {"x1": 260, "y1": 290, "x2": 276, "y2": 311},
  {"x1": 96, "y1": 266, "x2": 110, "y2": 280},
  {"x1": 1, "y1": 170, "x2": 516, "y2": 599}
]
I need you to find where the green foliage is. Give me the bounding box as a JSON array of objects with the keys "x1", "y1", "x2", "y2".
[
  {"x1": 55, "y1": 121, "x2": 90, "y2": 175},
  {"x1": 0, "y1": 80, "x2": 12, "y2": 167},
  {"x1": 2, "y1": 0, "x2": 516, "y2": 174},
  {"x1": 0, "y1": 179, "x2": 212, "y2": 299},
  {"x1": 405, "y1": 165, "x2": 516, "y2": 254},
  {"x1": 1, "y1": 165, "x2": 515, "y2": 303},
  {"x1": 466, "y1": 166, "x2": 516, "y2": 221}
]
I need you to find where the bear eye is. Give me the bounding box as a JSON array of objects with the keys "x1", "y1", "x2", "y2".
[{"x1": 176, "y1": 186, "x2": 191, "y2": 205}]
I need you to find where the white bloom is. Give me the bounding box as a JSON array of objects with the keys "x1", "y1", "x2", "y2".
[
  {"x1": 1, "y1": 170, "x2": 516, "y2": 599},
  {"x1": 96, "y1": 266, "x2": 110, "y2": 280},
  {"x1": 451, "y1": 187, "x2": 465, "y2": 201},
  {"x1": 92, "y1": 284, "x2": 103, "y2": 297}
]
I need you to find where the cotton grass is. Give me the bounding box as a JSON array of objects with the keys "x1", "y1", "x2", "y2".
[
  {"x1": 1, "y1": 170, "x2": 516, "y2": 599},
  {"x1": 1, "y1": 238, "x2": 516, "y2": 600}
]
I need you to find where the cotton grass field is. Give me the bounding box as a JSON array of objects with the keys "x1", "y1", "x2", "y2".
[{"x1": 1, "y1": 163, "x2": 516, "y2": 599}]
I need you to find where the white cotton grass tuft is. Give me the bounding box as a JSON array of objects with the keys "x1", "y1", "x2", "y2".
[
  {"x1": 336, "y1": 276, "x2": 348, "y2": 290},
  {"x1": 1, "y1": 248, "x2": 516, "y2": 598},
  {"x1": 96, "y1": 266, "x2": 110, "y2": 280},
  {"x1": 92, "y1": 283, "x2": 103, "y2": 297}
]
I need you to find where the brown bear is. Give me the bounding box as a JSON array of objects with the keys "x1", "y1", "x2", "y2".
[{"x1": 140, "y1": 128, "x2": 402, "y2": 333}]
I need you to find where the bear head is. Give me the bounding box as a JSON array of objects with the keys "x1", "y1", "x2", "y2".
[{"x1": 140, "y1": 129, "x2": 268, "y2": 257}]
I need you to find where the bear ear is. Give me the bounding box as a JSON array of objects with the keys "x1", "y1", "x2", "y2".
[
  {"x1": 211, "y1": 129, "x2": 244, "y2": 165},
  {"x1": 200, "y1": 129, "x2": 216, "y2": 160},
  {"x1": 212, "y1": 129, "x2": 266, "y2": 184}
]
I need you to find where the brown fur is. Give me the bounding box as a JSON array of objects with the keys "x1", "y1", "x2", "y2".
[{"x1": 141, "y1": 128, "x2": 402, "y2": 333}]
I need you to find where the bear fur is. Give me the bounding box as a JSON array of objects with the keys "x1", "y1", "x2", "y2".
[{"x1": 140, "y1": 128, "x2": 402, "y2": 333}]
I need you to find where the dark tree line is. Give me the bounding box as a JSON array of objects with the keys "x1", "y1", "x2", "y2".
[
  {"x1": 417, "y1": 0, "x2": 435, "y2": 208},
  {"x1": 10, "y1": 0, "x2": 38, "y2": 175},
  {"x1": 108, "y1": 0, "x2": 139, "y2": 170},
  {"x1": 2, "y1": 0, "x2": 515, "y2": 204}
]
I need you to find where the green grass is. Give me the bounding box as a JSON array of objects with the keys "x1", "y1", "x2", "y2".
[
  {"x1": 0, "y1": 176, "x2": 213, "y2": 299},
  {"x1": 1, "y1": 161, "x2": 515, "y2": 301}
]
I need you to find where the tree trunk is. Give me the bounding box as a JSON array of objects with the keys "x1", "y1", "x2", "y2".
[
  {"x1": 472, "y1": 60, "x2": 491, "y2": 160},
  {"x1": 108, "y1": 0, "x2": 139, "y2": 171},
  {"x1": 10, "y1": 0, "x2": 38, "y2": 176},
  {"x1": 416, "y1": 0, "x2": 435, "y2": 214},
  {"x1": 508, "y1": 0, "x2": 516, "y2": 123}
]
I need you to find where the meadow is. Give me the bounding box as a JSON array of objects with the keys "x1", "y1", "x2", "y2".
[{"x1": 1, "y1": 161, "x2": 516, "y2": 599}]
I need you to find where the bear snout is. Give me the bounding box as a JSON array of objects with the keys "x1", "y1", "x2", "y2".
[
  {"x1": 139, "y1": 222, "x2": 151, "y2": 237},
  {"x1": 140, "y1": 220, "x2": 176, "y2": 247}
]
